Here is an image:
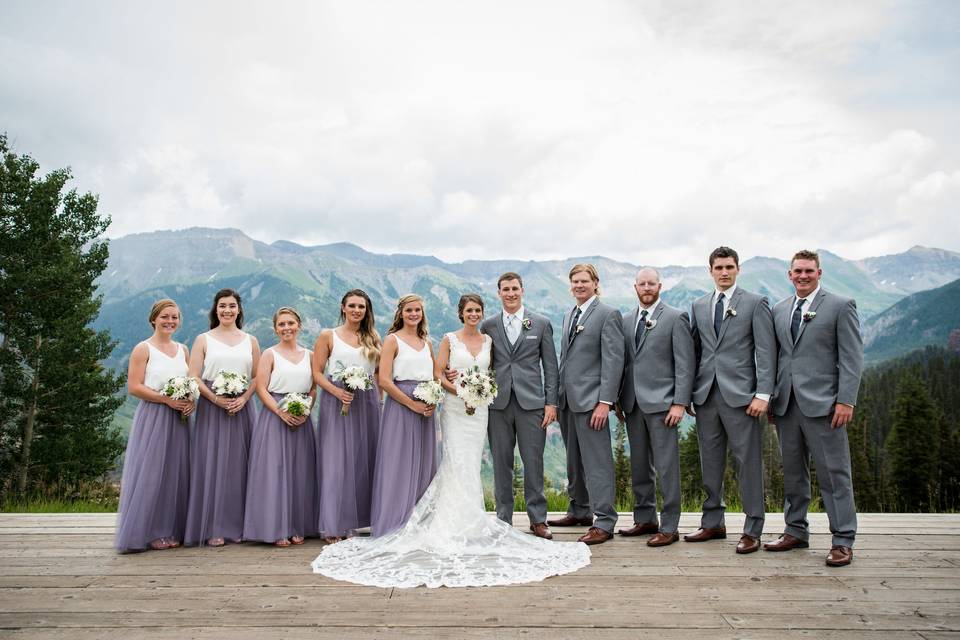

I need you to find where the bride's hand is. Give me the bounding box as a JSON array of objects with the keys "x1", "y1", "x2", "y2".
[{"x1": 409, "y1": 400, "x2": 434, "y2": 417}]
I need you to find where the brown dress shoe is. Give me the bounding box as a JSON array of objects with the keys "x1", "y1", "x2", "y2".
[
  {"x1": 647, "y1": 531, "x2": 680, "y2": 547},
  {"x1": 577, "y1": 527, "x2": 613, "y2": 545},
  {"x1": 826, "y1": 545, "x2": 853, "y2": 567},
  {"x1": 618, "y1": 521, "x2": 659, "y2": 537},
  {"x1": 547, "y1": 514, "x2": 593, "y2": 527},
  {"x1": 683, "y1": 527, "x2": 727, "y2": 542},
  {"x1": 763, "y1": 533, "x2": 809, "y2": 552},
  {"x1": 529, "y1": 522, "x2": 553, "y2": 540},
  {"x1": 736, "y1": 534, "x2": 760, "y2": 554}
]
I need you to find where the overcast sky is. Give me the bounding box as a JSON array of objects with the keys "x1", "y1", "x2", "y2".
[{"x1": 2, "y1": 0, "x2": 958, "y2": 265}]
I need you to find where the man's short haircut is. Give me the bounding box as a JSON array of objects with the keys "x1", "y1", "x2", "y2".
[
  {"x1": 709, "y1": 246, "x2": 740, "y2": 267},
  {"x1": 497, "y1": 272, "x2": 523, "y2": 289},
  {"x1": 791, "y1": 249, "x2": 820, "y2": 268}
]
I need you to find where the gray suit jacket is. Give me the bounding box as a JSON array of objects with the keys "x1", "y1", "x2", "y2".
[
  {"x1": 481, "y1": 311, "x2": 559, "y2": 411},
  {"x1": 619, "y1": 302, "x2": 695, "y2": 414},
  {"x1": 558, "y1": 299, "x2": 625, "y2": 413},
  {"x1": 690, "y1": 288, "x2": 776, "y2": 407},
  {"x1": 771, "y1": 288, "x2": 864, "y2": 418}
]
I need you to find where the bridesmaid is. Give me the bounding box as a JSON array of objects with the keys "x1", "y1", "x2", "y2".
[
  {"x1": 184, "y1": 288, "x2": 260, "y2": 547},
  {"x1": 243, "y1": 307, "x2": 319, "y2": 546},
  {"x1": 313, "y1": 289, "x2": 382, "y2": 543},
  {"x1": 369, "y1": 294, "x2": 437, "y2": 537},
  {"x1": 115, "y1": 299, "x2": 195, "y2": 552}
]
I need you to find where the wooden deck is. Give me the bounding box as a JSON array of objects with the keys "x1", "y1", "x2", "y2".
[{"x1": 0, "y1": 513, "x2": 958, "y2": 639}]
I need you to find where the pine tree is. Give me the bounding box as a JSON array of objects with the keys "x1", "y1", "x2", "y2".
[
  {"x1": 613, "y1": 417, "x2": 631, "y2": 510},
  {"x1": 0, "y1": 134, "x2": 124, "y2": 498},
  {"x1": 678, "y1": 424, "x2": 703, "y2": 510},
  {"x1": 886, "y1": 373, "x2": 940, "y2": 511}
]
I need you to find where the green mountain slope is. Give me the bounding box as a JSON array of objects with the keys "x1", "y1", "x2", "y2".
[{"x1": 863, "y1": 278, "x2": 960, "y2": 363}]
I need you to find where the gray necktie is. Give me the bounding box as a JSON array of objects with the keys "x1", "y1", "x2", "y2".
[{"x1": 505, "y1": 314, "x2": 520, "y2": 344}]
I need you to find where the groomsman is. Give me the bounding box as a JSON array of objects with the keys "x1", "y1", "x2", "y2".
[
  {"x1": 548, "y1": 264, "x2": 624, "y2": 545},
  {"x1": 481, "y1": 272, "x2": 559, "y2": 540},
  {"x1": 765, "y1": 250, "x2": 863, "y2": 567},
  {"x1": 685, "y1": 246, "x2": 776, "y2": 554},
  {"x1": 616, "y1": 268, "x2": 695, "y2": 547}
]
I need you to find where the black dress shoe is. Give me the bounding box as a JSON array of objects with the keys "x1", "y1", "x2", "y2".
[{"x1": 546, "y1": 514, "x2": 593, "y2": 527}]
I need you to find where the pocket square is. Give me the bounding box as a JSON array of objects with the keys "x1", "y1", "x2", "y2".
[{"x1": 525, "y1": 335, "x2": 539, "y2": 340}]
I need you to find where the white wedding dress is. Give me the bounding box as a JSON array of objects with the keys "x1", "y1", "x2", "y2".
[{"x1": 311, "y1": 332, "x2": 590, "y2": 588}]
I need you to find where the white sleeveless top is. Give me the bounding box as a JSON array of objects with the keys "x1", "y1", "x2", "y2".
[
  {"x1": 324, "y1": 330, "x2": 376, "y2": 376},
  {"x1": 201, "y1": 332, "x2": 253, "y2": 380},
  {"x1": 391, "y1": 336, "x2": 433, "y2": 382},
  {"x1": 267, "y1": 346, "x2": 313, "y2": 394},
  {"x1": 144, "y1": 342, "x2": 188, "y2": 391}
]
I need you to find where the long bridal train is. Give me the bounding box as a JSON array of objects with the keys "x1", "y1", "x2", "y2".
[{"x1": 311, "y1": 332, "x2": 590, "y2": 588}]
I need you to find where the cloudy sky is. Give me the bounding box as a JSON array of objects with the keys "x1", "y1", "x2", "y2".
[{"x1": 2, "y1": 0, "x2": 958, "y2": 265}]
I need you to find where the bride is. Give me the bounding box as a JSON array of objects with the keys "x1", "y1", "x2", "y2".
[{"x1": 311, "y1": 294, "x2": 590, "y2": 588}]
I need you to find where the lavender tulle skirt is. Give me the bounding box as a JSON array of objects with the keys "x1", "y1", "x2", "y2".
[
  {"x1": 183, "y1": 383, "x2": 254, "y2": 545},
  {"x1": 243, "y1": 392, "x2": 319, "y2": 542},
  {"x1": 369, "y1": 380, "x2": 437, "y2": 537},
  {"x1": 115, "y1": 400, "x2": 190, "y2": 552},
  {"x1": 317, "y1": 381, "x2": 381, "y2": 537}
]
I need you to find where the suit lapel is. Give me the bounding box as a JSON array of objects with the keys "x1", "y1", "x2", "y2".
[
  {"x1": 568, "y1": 299, "x2": 598, "y2": 346},
  {"x1": 696, "y1": 296, "x2": 716, "y2": 350},
  {"x1": 509, "y1": 312, "x2": 527, "y2": 354},
  {"x1": 625, "y1": 307, "x2": 640, "y2": 353},
  {"x1": 716, "y1": 288, "x2": 742, "y2": 345},
  {"x1": 777, "y1": 297, "x2": 794, "y2": 353},
  {"x1": 492, "y1": 311, "x2": 510, "y2": 354},
  {"x1": 795, "y1": 289, "x2": 825, "y2": 346},
  {"x1": 637, "y1": 303, "x2": 664, "y2": 352}
]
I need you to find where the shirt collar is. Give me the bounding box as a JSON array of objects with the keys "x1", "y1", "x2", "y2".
[
  {"x1": 503, "y1": 306, "x2": 525, "y2": 321},
  {"x1": 639, "y1": 298, "x2": 661, "y2": 314},
  {"x1": 715, "y1": 283, "x2": 737, "y2": 301},
  {"x1": 795, "y1": 285, "x2": 821, "y2": 305},
  {"x1": 576, "y1": 296, "x2": 597, "y2": 314}
]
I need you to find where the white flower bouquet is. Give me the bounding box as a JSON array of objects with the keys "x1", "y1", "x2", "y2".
[
  {"x1": 211, "y1": 369, "x2": 249, "y2": 398},
  {"x1": 331, "y1": 361, "x2": 375, "y2": 416},
  {"x1": 413, "y1": 380, "x2": 444, "y2": 407},
  {"x1": 162, "y1": 376, "x2": 199, "y2": 423},
  {"x1": 279, "y1": 392, "x2": 313, "y2": 417},
  {"x1": 455, "y1": 365, "x2": 498, "y2": 416}
]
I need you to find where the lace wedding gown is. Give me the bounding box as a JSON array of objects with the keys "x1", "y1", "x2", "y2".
[{"x1": 311, "y1": 332, "x2": 591, "y2": 588}]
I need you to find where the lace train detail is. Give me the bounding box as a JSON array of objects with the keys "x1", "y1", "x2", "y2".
[{"x1": 311, "y1": 331, "x2": 590, "y2": 587}]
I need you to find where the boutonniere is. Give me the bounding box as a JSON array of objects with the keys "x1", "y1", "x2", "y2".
[
  {"x1": 725, "y1": 308, "x2": 737, "y2": 318},
  {"x1": 575, "y1": 325, "x2": 585, "y2": 335},
  {"x1": 645, "y1": 318, "x2": 657, "y2": 330},
  {"x1": 521, "y1": 318, "x2": 532, "y2": 331},
  {"x1": 803, "y1": 311, "x2": 816, "y2": 322}
]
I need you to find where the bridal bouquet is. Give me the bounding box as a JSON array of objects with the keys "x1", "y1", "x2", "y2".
[
  {"x1": 279, "y1": 393, "x2": 313, "y2": 431},
  {"x1": 331, "y1": 361, "x2": 375, "y2": 416},
  {"x1": 413, "y1": 380, "x2": 444, "y2": 407},
  {"x1": 162, "y1": 376, "x2": 200, "y2": 423},
  {"x1": 211, "y1": 369, "x2": 249, "y2": 398},
  {"x1": 455, "y1": 366, "x2": 498, "y2": 416}
]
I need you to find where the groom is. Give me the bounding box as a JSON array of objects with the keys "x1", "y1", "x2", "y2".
[{"x1": 481, "y1": 272, "x2": 559, "y2": 540}]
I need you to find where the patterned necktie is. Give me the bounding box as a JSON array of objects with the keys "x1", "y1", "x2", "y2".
[
  {"x1": 506, "y1": 314, "x2": 519, "y2": 344},
  {"x1": 635, "y1": 309, "x2": 648, "y2": 349},
  {"x1": 790, "y1": 298, "x2": 804, "y2": 343},
  {"x1": 568, "y1": 306, "x2": 582, "y2": 341},
  {"x1": 713, "y1": 292, "x2": 725, "y2": 338}
]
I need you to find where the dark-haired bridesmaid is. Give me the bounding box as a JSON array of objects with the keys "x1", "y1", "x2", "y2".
[
  {"x1": 244, "y1": 307, "x2": 319, "y2": 546},
  {"x1": 369, "y1": 294, "x2": 438, "y2": 537},
  {"x1": 115, "y1": 299, "x2": 195, "y2": 552},
  {"x1": 313, "y1": 289, "x2": 382, "y2": 543},
  {"x1": 184, "y1": 289, "x2": 260, "y2": 547}
]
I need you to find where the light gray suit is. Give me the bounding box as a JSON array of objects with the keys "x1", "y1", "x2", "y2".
[
  {"x1": 482, "y1": 310, "x2": 559, "y2": 525},
  {"x1": 690, "y1": 287, "x2": 776, "y2": 538},
  {"x1": 618, "y1": 301, "x2": 695, "y2": 533},
  {"x1": 772, "y1": 288, "x2": 863, "y2": 548},
  {"x1": 558, "y1": 298, "x2": 625, "y2": 533}
]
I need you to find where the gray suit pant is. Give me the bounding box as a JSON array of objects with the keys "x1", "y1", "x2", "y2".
[
  {"x1": 777, "y1": 396, "x2": 857, "y2": 547},
  {"x1": 625, "y1": 406, "x2": 681, "y2": 533},
  {"x1": 695, "y1": 384, "x2": 765, "y2": 538},
  {"x1": 488, "y1": 393, "x2": 547, "y2": 525},
  {"x1": 559, "y1": 407, "x2": 618, "y2": 533}
]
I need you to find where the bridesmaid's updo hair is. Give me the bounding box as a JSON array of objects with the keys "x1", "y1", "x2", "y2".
[
  {"x1": 457, "y1": 294, "x2": 484, "y2": 323},
  {"x1": 340, "y1": 289, "x2": 381, "y2": 362},
  {"x1": 388, "y1": 294, "x2": 428, "y2": 340},
  {"x1": 148, "y1": 299, "x2": 179, "y2": 328},
  {"x1": 209, "y1": 288, "x2": 244, "y2": 330},
  {"x1": 273, "y1": 306, "x2": 302, "y2": 327}
]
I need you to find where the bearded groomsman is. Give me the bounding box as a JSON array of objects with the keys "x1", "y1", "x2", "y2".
[
  {"x1": 547, "y1": 264, "x2": 624, "y2": 545},
  {"x1": 765, "y1": 250, "x2": 863, "y2": 567},
  {"x1": 684, "y1": 247, "x2": 776, "y2": 554},
  {"x1": 616, "y1": 267, "x2": 695, "y2": 547},
  {"x1": 481, "y1": 272, "x2": 559, "y2": 540}
]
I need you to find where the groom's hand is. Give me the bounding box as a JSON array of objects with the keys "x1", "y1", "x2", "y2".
[
  {"x1": 589, "y1": 403, "x2": 610, "y2": 430},
  {"x1": 541, "y1": 405, "x2": 557, "y2": 429}
]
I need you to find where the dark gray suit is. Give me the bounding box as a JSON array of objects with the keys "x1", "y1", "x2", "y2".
[
  {"x1": 482, "y1": 310, "x2": 559, "y2": 525},
  {"x1": 558, "y1": 298, "x2": 625, "y2": 533},
  {"x1": 690, "y1": 287, "x2": 776, "y2": 538},
  {"x1": 619, "y1": 301, "x2": 695, "y2": 534},
  {"x1": 772, "y1": 288, "x2": 863, "y2": 548}
]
